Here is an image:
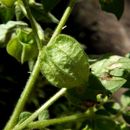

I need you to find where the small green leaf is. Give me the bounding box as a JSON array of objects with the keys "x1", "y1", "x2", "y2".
[
  {"x1": 15, "y1": 1, "x2": 25, "y2": 20},
  {"x1": 0, "y1": 4, "x2": 14, "y2": 22},
  {"x1": 91, "y1": 55, "x2": 130, "y2": 93},
  {"x1": 6, "y1": 28, "x2": 38, "y2": 63},
  {"x1": 7, "y1": 37, "x2": 22, "y2": 61},
  {"x1": 99, "y1": 0, "x2": 124, "y2": 19},
  {"x1": 18, "y1": 111, "x2": 31, "y2": 124},
  {"x1": 110, "y1": 68, "x2": 124, "y2": 77},
  {"x1": 40, "y1": 34, "x2": 89, "y2": 88},
  {"x1": 101, "y1": 77, "x2": 126, "y2": 93},
  {"x1": 38, "y1": 109, "x2": 49, "y2": 121},
  {"x1": 0, "y1": 0, "x2": 16, "y2": 7},
  {"x1": 0, "y1": 21, "x2": 27, "y2": 47},
  {"x1": 17, "y1": 1, "x2": 59, "y2": 23}
]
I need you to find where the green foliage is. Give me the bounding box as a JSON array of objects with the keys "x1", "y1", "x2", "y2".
[
  {"x1": 1, "y1": 0, "x2": 130, "y2": 130},
  {"x1": 15, "y1": 0, "x2": 59, "y2": 23},
  {"x1": 30, "y1": 2, "x2": 59, "y2": 23},
  {"x1": 91, "y1": 55, "x2": 130, "y2": 93},
  {"x1": 0, "y1": 21, "x2": 27, "y2": 47},
  {"x1": 38, "y1": 109, "x2": 50, "y2": 121},
  {"x1": 0, "y1": 4, "x2": 14, "y2": 22},
  {"x1": 18, "y1": 111, "x2": 31, "y2": 124},
  {"x1": 40, "y1": 34, "x2": 89, "y2": 88},
  {"x1": 0, "y1": 0, "x2": 16, "y2": 7},
  {"x1": 6, "y1": 28, "x2": 38, "y2": 63},
  {"x1": 66, "y1": 74, "x2": 107, "y2": 106},
  {"x1": 95, "y1": 117, "x2": 118, "y2": 130}
]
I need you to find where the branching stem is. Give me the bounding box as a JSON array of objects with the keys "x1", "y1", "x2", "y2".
[
  {"x1": 27, "y1": 112, "x2": 89, "y2": 129},
  {"x1": 3, "y1": 53, "x2": 41, "y2": 130},
  {"x1": 47, "y1": 0, "x2": 76, "y2": 46},
  {"x1": 22, "y1": 0, "x2": 42, "y2": 50},
  {"x1": 3, "y1": 0, "x2": 76, "y2": 129},
  {"x1": 13, "y1": 88, "x2": 67, "y2": 130}
]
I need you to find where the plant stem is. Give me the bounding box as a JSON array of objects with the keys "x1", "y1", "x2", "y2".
[
  {"x1": 3, "y1": 54, "x2": 41, "y2": 130},
  {"x1": 22, "y1": 0, "x2": 42, "y2": 50},
  {"x1": 4, "y1": 0, "x2": 76, "y2": 129},
  {"x1": 27, "y1": 112, "x2": 90, "y2": 129},
  {"x1": 13, "y1": 88, "x2": 67, "y2": 130},
  {"x1": 47, "y1": 0, "x2": 76, "y2": 46}
]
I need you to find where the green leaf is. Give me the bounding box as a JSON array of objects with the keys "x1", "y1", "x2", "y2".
[
  {"x1": 18, "y1": 111, "x2": 31, "y2": 124},
  {"x1": 30, "y1": 3, "x2": 59, "y2": 23},
  {"x1": 42, "y1": 0, "x2": 61, "y2": 12},
  {"x1": 120, "y1": 90, "x2": 130, "y2": 108},
  {"x1": 40, "y1": 34, "x2": 90, "y2": 88},
  {"x1": 66, "y1": 74, "x2": 108, "y2": 106},
  {"x1": 6, "y1": 28, "x2": 38, "y2": 63},
  {"x1": 99, "y1": 0, "x2": 124, "y2": 19},
  {"x1": 38, "y1": 109, "x2": 49, "y2": 121},
  {"x1": 91, "y1": 55, "x2": 122, "y2": 76},
  {"x1": 95, "y1": 116, "x2": 119, "y2": 130},
  {"x1": 101, "y1": 77, "x2": 126, "y2": 93},
  {"x1": 17, "y1": 1, "x2": 59, "y2": 23},
  {"x1": 0, "y1": 4, "x2": 14, "y2": 22},
  {"x1": 0, "y1": 0, "x2": 15, "y2": 7},
  {"x1": 91, "y1": 55, "x2": 130, "y2": 93},
  {"x1": 7, "y1": 37, "x2": 22, "y2": 61},
  {"x1": 0, "y1": 21, "x2": 27, "y2": 47},
  {"x1": 117, "y1": 57, "x2": 130, "y2": 70},
  {"x1": 15, "y1": 1, "x2": 25, "y2": 20}
]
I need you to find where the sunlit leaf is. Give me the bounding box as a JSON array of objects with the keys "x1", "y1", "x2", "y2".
[
  {"x1": 91, "y1": 55, "x2": 130, "y2": 93},
  {"x1": 0, "y1": 21, "x2": 27, "y2": 47},
  {"x1": 40, "y1": 34, "x2": 89, "y2": 88},
  {"x1": 6, "y1": 28, "x2": 38, "y2": 63}
]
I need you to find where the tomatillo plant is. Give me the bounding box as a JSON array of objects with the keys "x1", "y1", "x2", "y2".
[{"x1": 0, "y1": 0, "x2": 130, "y2": 130}]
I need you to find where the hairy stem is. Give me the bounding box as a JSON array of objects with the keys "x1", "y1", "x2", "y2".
[
  {"x1": 27, "y1": 112, "x2": 90, "y2": 129},
  {"x1": 13, "y1": 88, "x2": 67, "y2": 130},
  {"x1": 4, "y1": 0, "x2": 76, "y2": 129},
  {"x1": 47, "y1": 0, "x2": 76, "y2": 46},
  {"x1": 22, "y1": 0, "x2": 42, "y2": 50}
]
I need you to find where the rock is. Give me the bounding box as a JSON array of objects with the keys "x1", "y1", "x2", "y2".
[{"x1": 66, "y1": 0, "x2": 130, "y2": 55}]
